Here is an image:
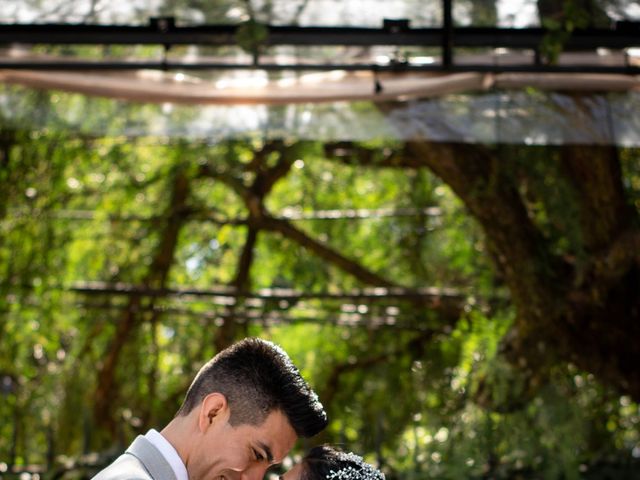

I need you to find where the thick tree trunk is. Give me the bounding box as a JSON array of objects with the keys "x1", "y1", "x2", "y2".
[
  {"x1": 559, "y1": 146, "x2": 640, "y2": 398},
  {"x1": 406, "y1": 143, "x2": 572, "y2": 389},
  {"x1": 416, "y1": 142, "x2": 640, "y2": 401},
  {"x1": 325, "y1": 139, "x2": 640, "y2": 401},
  {"x1": 559, "y1": 146, "x2": 631, "y2": 251}
]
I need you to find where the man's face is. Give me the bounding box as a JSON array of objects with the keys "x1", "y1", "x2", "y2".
[{"x1": 188, "y1": 403, "x2": 297, "y2": 480}]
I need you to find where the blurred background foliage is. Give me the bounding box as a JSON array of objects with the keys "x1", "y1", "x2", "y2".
[
  {"x1": 1, "y1": 1, "x2": 640, "y2": 479},
  {"x1": 1, "y1": 96, "x2": 638, "y2": 479}
]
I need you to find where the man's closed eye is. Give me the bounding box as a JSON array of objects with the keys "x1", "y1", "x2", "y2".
[{"x1": 253, "y1": 449, "x2": 263, "y2": 461}]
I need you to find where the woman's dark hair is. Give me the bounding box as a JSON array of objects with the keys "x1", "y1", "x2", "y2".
[
  {"x1": 302, "y1": 446, "x2": 385, "y2": 480},
  {"x1": 176, "y1": 337, "x2": 327, "y2": 438}
]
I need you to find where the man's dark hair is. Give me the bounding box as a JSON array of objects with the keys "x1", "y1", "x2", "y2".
[
  {"x1": 176, "y1": 337, "x2": 327, "y2": 437},
  {"x1": 302, "y1": 446, "x2": 385, "y2": 480}
]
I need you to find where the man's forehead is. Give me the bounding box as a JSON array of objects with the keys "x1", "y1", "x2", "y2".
[{"x1": 255, "y1": 410, "x2": 297, "y2": 462}]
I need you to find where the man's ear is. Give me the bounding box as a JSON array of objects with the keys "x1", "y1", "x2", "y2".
[{"x1": 197, "y1": 392, "x2": 228, "y2": 433}]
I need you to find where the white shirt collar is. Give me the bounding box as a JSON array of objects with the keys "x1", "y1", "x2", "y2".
[{"x1": 144, "y1": 429, "x2": 189, "y2": 480}]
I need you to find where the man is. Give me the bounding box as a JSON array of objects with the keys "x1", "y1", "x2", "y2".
[{"x1": 93, "y1": 338, "x2": 327, "y2": 480}]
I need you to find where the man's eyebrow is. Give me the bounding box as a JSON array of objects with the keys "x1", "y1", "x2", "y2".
[{"x1": 257, "y1": 441, "x2": 274, "y2": 463}]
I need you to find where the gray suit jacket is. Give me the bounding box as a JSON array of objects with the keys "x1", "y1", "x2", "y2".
[{"x1": 92, "y1": 436, "x2": 178, "y2": 480}]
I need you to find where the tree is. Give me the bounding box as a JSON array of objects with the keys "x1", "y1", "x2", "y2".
[
  {"x1": 0, "y1": 86, "x2": 639, "y2": 478},
  {"x1": 1, "y1": 0, "x2": 640, "y2": 477},
  {"x1": 324, "y1": 140, "x2": 640, "y2": 403}
]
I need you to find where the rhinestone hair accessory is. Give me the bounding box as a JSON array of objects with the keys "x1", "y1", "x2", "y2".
[{"x1": 325, "y1": 452, "x2": 385, "y2": 480}]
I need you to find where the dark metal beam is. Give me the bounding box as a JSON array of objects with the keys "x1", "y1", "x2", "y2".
[
  {"x1": 0, "y1": 21, "x2": 639, "y2": 50},
  {"x1": 442, "y1": 0, "x2": 453, "y2": 68},
  {"x1": 1, "y1": 19, "x2": 639, "y2": 73}
]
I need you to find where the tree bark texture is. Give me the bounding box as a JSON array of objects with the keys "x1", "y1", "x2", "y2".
[{"x1": 326, "y1": 140, "x2": 640, "y2": 401}]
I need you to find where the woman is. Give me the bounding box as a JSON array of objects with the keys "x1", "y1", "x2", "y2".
[{"x1": 280, "y1": 445, "x2": 385, "y2": 480}]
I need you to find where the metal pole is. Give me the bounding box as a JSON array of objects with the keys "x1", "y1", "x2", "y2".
[{"x1": 443, "y1": 0, "x2": 453, "y2": 68}]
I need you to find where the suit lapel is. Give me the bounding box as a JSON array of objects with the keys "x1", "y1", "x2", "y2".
[{"x1": 126, "y1": 436, "x2": 179, "y2": 480}]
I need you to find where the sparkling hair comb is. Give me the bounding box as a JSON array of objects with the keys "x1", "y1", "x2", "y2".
[{"x1": 325, "y1": 452, "x2": 385, "y2": 480}]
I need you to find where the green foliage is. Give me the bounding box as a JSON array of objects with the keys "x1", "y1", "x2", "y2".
[
  {"x1": 0, "y1": 87, "x2": 639, "y2": 479},
  {"x1": 540, "y1": 0, "x2": 593, "y2": 64},
  {"x1": 235, "y1": 19, "x2": 270, "y2": 58}
]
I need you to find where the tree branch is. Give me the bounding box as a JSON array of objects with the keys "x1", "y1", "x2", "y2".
[
  {"x1": 213, "y1": 225, "x2": 259, "y2": 352},
  {"x1": 260, "y1": 215, "x2": 399, "y2": 288},
  {"x1": 93, "y1": 167, "x2": 191, "y2": 433}
]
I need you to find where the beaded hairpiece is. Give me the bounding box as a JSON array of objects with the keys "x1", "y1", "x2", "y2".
[{"x1": 325, "y1": 452, "x2": 385, "y2": 480}]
